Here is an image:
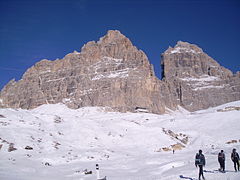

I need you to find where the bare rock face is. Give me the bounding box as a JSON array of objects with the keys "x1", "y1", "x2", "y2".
[
  {"x1": 0, "y1": 30, "x2": 176, "y2": 114},
  {"x1": 161, "y1": 41, "x2": 240, "y2": 111},
  {"x1": 0, "y1": 32, "x2": 239, "y2": 113}
]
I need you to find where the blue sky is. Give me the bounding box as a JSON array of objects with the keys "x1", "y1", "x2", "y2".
[{"x1": 0, "y1": 0, "x2": 240, "y2": 89}]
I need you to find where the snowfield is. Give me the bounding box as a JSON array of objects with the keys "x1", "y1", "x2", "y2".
[{"x1": 0, "y1": 101, "x2": 240, "y2": 180}]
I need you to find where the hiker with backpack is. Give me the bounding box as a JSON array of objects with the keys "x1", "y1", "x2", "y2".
[
  {"x1": 231, "y1": 148, "x2": 240, "y2": 172},
  {"x1": 195, "y1": 149, "x2": 206, "y2": 180},
  {"x1": 218, "y1": 150, "x2": 225, "y2": 172}
]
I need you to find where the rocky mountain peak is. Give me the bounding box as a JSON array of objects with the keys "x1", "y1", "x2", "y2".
[
  {"x1": 162, "y1": 41, "x2": 233, "y2": 80},
  {"x1": 165, "y1": 41, "x2": 203, "y2": 55},
  {"x1": 98, "y1": 30, "x2": 131, "y2": 45},
  {"x1": 80, "y1": 30, "x2": 138, "y2": 60},
  {"x1": 0, "y1": 30, "x2": 170, "y2": 113},
  {"x1": 161, "y1": 41, "x2": 239, "y2": 112}
]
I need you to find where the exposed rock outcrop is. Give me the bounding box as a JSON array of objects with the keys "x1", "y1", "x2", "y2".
[
  {"x1": 0, "y1": 31, "x2": 239, "y2": 113},
  {"x1": 161, "y1": 41, "x2": 240, "y2": 111},
  {"x1": 0, "y1": 30, "x2": 176, "y2": 114}
]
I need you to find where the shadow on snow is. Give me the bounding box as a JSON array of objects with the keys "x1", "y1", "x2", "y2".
[{"x1": 179, "y1": 175, "x2": 198, "y2": 180}]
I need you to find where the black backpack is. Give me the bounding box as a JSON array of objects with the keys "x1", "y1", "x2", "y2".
[
  {"x1": 195, "y1": 153, "x2": 205, "y2": 165},
  {"x1": 232, "y1": 152, "x2": 239, "y2": 160}
]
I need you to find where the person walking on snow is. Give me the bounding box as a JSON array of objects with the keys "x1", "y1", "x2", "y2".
[
  {"x1": 218, "y1": 150, "x2": 225, "y2": 172},
  {"x1": 195, "y1": 149, "x2": 206, "y2": 180},
  {"x1": 231, "y1": 148, "x2": 240, "y2": 172}
]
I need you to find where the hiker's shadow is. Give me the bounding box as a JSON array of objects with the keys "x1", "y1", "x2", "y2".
[
  {"x1": 179, "y1": 175, "x2": 196, "y2": 180},
  {"x1": 224, "y1": 170, "x2": 236, "y2": 173},
  {"x1": 204, "y1": 169, "x2": 216, "y2": 173},
  {"x1": 204, "y1": 169, "x2": 236, "y2": 173}
]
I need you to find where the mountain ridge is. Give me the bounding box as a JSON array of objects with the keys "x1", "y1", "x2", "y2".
[{"x1": 0, "y1": 30, "x2": 239, "y2": 113}]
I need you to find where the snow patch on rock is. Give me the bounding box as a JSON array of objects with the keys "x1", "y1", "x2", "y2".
[
  {"x1": 180, "y1": 75, "x2": 220, "y2": 82},
  {"x1": 169, "y1": 47, "x2": 202, "y2": 54},
  {"x1": 193, "y1": 85, "x2": 225, "y2": 91},
  {"x1": 92, "y1": 68, "x2": 130, "y2": 80},
  {"x1": 179, "y1": 75, "x2": 224, "y2": 91}
]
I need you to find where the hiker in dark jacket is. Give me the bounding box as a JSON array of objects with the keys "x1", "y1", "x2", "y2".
[
  {"x1": 231, "y1": 148, "x2": 240, "y2": 171},
  {"x1": 195, "y1": 149, "x2": 206, "y2": 180},
  {"x1": 218, "y1": 150, "x2": 225, "y2": 172}
]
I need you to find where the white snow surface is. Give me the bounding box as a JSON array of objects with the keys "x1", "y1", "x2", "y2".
[
  {"x1": 0, "y1": 102, "x2": 240, "y2": 180},
  {"x1": 179, "y1": 75, "x2": 224, "y2": 91},
  {"x1": 92, "y1": 68, "x2": 129, "y2": 80},
  {"x1": 180, "y1": 75, "x2": 220, "y2": 82},
  {"x1": 169, "y1": 47, "x2": 201, "y2": 54},
  {"x1": 90, "y1": 56, "x2": 131, "y2": 80},
  {"x1": 193, "y1": 85, "x2": 225, "y2": 91},
  {"x1": 102, "y1": 56, "x2": 123, "y2": 63}
]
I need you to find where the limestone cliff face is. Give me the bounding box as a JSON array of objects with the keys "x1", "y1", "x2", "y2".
[
  {"x1": 161, "y1": 41, "x2": 240, "y2": 111},
  {"x1": 0, "y1": 30, "x2": 176, "y2": 114},
  {"x1": 0, "y1": 32, "x2": 239, "y2": 113}
]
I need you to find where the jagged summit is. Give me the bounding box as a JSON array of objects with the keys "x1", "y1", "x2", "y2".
[
  {"x1": 176, "y1": 41, "x2": 196, "y2": 48},
  {"x1": 80, "y1": 30, "x2": 141, "y2": 64},
  {"x1": 162, "y1": 41, "x2": 233, "y2": 79},
  {"x1": 165, "y1": 41, "x2": 203, "y2": 54},
  {"x1": 98, "y1": 30, "x2": 130, "y2": 44},
  {"x1": 161, "y1": 40, "x2": 239, "y2": 111}
]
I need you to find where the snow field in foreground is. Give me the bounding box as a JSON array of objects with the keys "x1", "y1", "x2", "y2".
[{"x1": 0, "y1": 101, "x2": 240, "y2": 180}]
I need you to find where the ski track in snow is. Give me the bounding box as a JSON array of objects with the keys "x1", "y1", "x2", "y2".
[{"x1": 0, "y1": 102, "x2": 240, "y2": 180}]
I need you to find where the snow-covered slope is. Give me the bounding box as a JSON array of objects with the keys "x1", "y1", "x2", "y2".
[{"x1": 0, "y1": 102, "x2": 240, "y2": 180}]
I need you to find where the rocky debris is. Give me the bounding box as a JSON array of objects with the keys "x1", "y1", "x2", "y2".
[
  {"x1": 53, "y1": 141, "x2": 61, "y2": 149},
  {"x1": 8, "y1": 157, "x2": 16, "y2": 162},
  {"x1": 8, "y1": 143, "x2": 17, "y2": 152},
  {"x1": 0, "y1": 144, "x2": 2, "y2": 150},
  {"x1": 226, "y1": 140, "x2": 238, "y2": 144},
  {"x1": 25, "y1": 146, "x2": 33, "y2": 150},
  {"x1": 83, "y1": 169, "x2": 92, "y2": 175},
  {"x1": 0, "y1": 120, "x2": 10, "y2": 126},
  {"x1": 217, "y1": 106, "x2": 240, "y2": 112},
  {"x1": 157, "y1": 143, "x2": 185, "y2": 152},
  {"x1": 171, "y1": 143, "x2": 185, "y2": 150},
  {"x1": 0, "y1": 137, "x2": 10, "y2": 146},
  {"x1": 0, "y1": 31, "x2": 239, "y2": 113},
  {"x1": 162, "y1": 128, "x2": 189, "y2": 145},
  {"x1": 54, "y1": 115, "x2": 63, "y2": 123},
  {"x1": 161, "y1": 41, "x2": 240, "y2": 111},
  {"x1": 0, "y1": 114, "x2": 6, "y2": 118},
  {"x1": 157, "y1": 129, "x2": 188, "y2": 152},
  {"x1": 44, "y1": 162, "x2": 51, "y2": 166},
  {"x1": 161, "y1": 147, "x2": 171, "y2": 152}
]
